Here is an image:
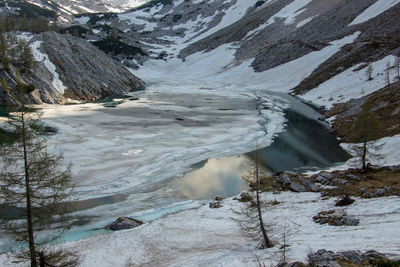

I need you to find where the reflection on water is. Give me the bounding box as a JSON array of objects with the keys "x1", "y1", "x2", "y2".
[
  {"x1": 254, "y1": 109, "x2": 350, "y2": 173},
  {"x1": 177, "y1": 156, "x2": 251, "y2": 199}
]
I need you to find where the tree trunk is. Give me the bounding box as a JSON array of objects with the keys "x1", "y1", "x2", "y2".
[
  {"x1": 362, "y1": 141, "x2": 367, "y2": 170},
  {"x1": 21, "y1": 111, "x2": 37, "y2": 267},
  {"x1": 255, "y1": 156, "x2": 272, "y2": 248}
]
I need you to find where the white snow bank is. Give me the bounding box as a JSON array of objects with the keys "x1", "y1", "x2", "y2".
[
  {"x1": 30, "y1": 41, "x2": 67, "y2": 94},
  {"x1": 2, "y1": 191, "x2": 398, "y2": 266},
  {"x1": 139, "y1": 32, "x2": 360, "y2": 93},
  {"x1": 269, "y1": 0, "x2": 312, "y2": 26},
  {"x1": 349, "y1": 0, "x2": 400, "y2": 26},
  {"x1": 301, "y1": 54, "x2": 398, "y2": 109}
]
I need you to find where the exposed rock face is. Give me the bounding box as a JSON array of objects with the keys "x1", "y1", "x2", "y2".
[
  {"x1": 40, "y1": 32, "x2": 145, "y2": 102},
  {"x1": 0, "y1": 32, "x2": 144, "y2": 105},
  {"x1": 106, "y1": 216, "x2": 144, "y2": 231}
]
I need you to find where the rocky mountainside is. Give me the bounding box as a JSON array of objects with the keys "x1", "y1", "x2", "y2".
[
  {"x1": 69, "y1": 0, "x2": 400, "y2": 70},
  {"x1": 0, "y1": 31, "x2": 144, "y2": 105},
  {"x1": 67, "y1": 0, "x2": 400, "y2": 137},
  {"x1": 1, "y1": 0, "x2": 399, "y2": 133}
]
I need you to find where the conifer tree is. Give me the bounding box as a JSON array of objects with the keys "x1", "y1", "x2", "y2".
[
  {"x1": 0, "y1": 105, "x2": 79, "y2": 266},
  {"x1": 348, "y1": 105, "x2": 381, "y2": 169},
  {"x1": 234, "y1": 146, "x2": 273, "y2": 249}
]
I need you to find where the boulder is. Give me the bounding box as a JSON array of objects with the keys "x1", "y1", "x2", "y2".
[
  {"x1": 298, "y1": 177, "x2": 320, "y2": 192},
  {"x1": 209, "y1": 201, "x2": 222, "y2": 209},
  {"x1": 313, "y1": 210, "x2": 359, "y2": 226},
  {"x1": 291, "y1": 249, "x2": 390, "y2": 266},
  {"x1": 106, "y1": 216, "x2": 144, "y2": 231},
  {"x1": 289, "y1": 182, "x2": 307, "y2": 192}
]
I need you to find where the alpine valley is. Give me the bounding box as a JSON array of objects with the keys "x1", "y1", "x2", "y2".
[{"x1": 0, "y1": 0, "x2": 399, "y2": 266}]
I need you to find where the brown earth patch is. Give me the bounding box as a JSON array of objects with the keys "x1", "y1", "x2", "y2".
[
  {"x1": 318, "y1": 167, "x2": 400, "y2": 198},
  {"x1": 327, "y1": 81, "x2": 400, "y2": 141}
]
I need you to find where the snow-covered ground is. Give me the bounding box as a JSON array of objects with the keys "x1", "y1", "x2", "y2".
[
  {"x1": 2, "y1": 191, "x2": 399, "y2": 266},
  {"x1": 2, "y1": 1, "x2": 400, "y2": 264},
  {"x1": 302, "y1": 54, "x2": 399, "y2": 109}
]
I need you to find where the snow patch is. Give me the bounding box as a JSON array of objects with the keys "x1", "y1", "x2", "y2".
[
  {"x1": 301, "y1": 54, "x2": 398, "y2": 109},
  {"x1": 30, "y1": 41, "x2": 67, "y2": 94},
  {"x1": 349, "y1": 0, "x2": 400, "y2": 26}
]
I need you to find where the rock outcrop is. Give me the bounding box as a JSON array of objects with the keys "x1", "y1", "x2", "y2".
[
  {"x1": 105, "y1": 216, "x2": 144, "y2": 231},
  {"x1": 313, "y1": 210, "x2": 359, "y2": 226},
  {"x1": 0, "y1": 31, "x2": 144, "y2": 105}
]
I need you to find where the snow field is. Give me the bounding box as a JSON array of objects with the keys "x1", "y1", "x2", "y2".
[
  {"x1": 349, "y1": 0, "x2": 400, "y2": 26},
  {"x1": 17, "y1": 192, "x2": 397, "y2": 266}
]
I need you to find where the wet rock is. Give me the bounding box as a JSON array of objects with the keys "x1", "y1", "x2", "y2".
[
  {"x1": 106, "y1": 217, "x2": 144, "y2": 231},
  {"x1": 209, "y1": 202, "x2": 222, "y2": 209}
]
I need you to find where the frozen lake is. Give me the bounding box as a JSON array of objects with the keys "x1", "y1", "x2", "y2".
[{"x1": 0, "y1": 81, "x2": 349, "y2": 249}]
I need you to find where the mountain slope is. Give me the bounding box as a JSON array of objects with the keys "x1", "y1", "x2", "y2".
[{"x1": 0, "y1": 32, "x2": 144, "y2": 105}]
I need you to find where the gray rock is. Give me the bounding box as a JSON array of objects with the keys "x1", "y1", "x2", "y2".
[
  {"x1": 306, "y1": 249, "x2": 390, "y2": 267},
  {"x1": 331, "y1": 178, "x2": 348, "y2": 185},
  {"x1": 290, "y1": 182, "x2": 308, "y2": 192},
  {"x1": 315, "y1": 172, "x2": 334, "y2": 185},
  {"x1": 373, "y1": 188, "x2": 386, "y2": 197},
  {"x1": 313, "y1": 210, "x2": 359, "y2": 226},
  {"x1": 340, "y1": 250, "x2": 364, "y2": 264},
  {"x1": 106, "y1": 216, "x2": 144, "y2": 231},
  {"x1": 342, "y1": 216, "x2": 360, "y2": 226},
  {"x1": 298, "y1": 177, "x2": 320, "y2": 192},
  {"x1": 280, "y1": 173, "x2": 293, "y2": 185}
]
